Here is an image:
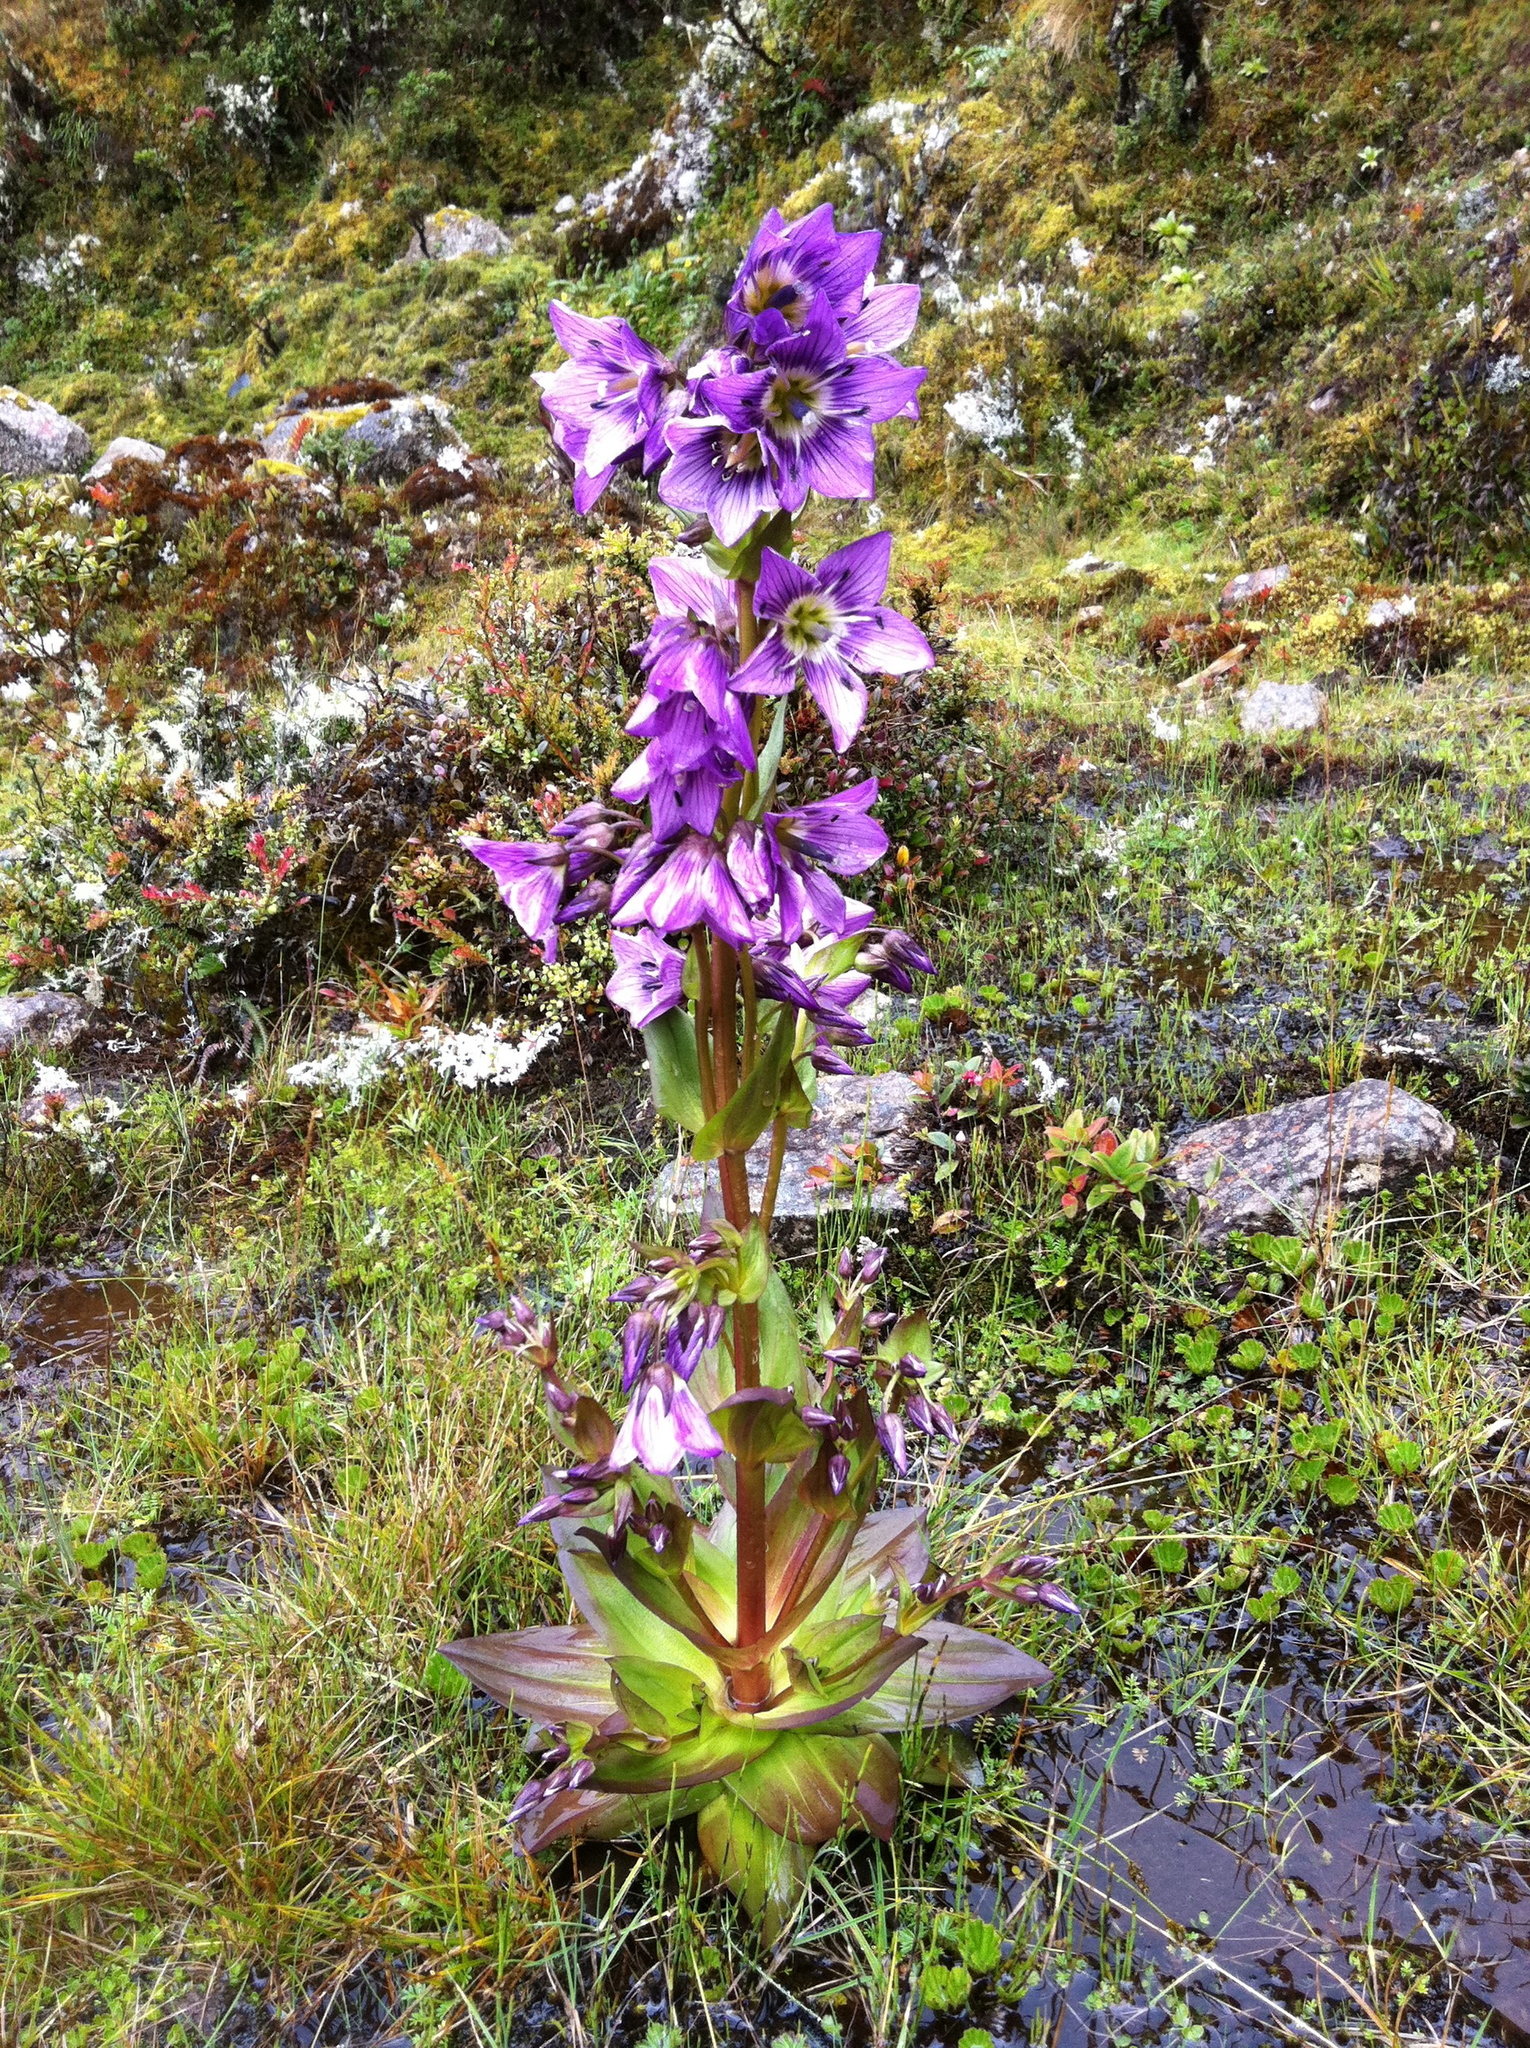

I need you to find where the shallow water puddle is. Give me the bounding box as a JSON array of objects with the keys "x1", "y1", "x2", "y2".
[
  {"x1": 941, "y1": 1678, "x2": 1530, "y2": 2046},
  {"x1": 1, "y1": 1271, "x2": 174, "y2": 1483}
]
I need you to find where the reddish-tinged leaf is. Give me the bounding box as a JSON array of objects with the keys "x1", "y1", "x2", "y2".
[
  {"x1": 729, "y1": 1729, "x2": 902, "y2": 1846},
  {"x1": 844, "y1": 1505, "x2": 931, "y2": 1592},
  {"x1": 517, "y1": 1785, "x2": 634, "y2": 1854},
  {"x1": 847, "y1": 1620, "x2": 1051, "y2": 1729},
  {"x1": 750, "y1": 1630, "x2": 925, "y2": 1731},
  {"x1": 438, "y1": 1625, "x2": 617, "y2": 1727}
]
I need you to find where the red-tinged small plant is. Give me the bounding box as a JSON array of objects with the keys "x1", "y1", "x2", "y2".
[
  {"x1": 805, "y1": 1138, "x2": 884, "y2": 1191},
  {"x1": 440, "y1": 206, "x2": 1074, "y2": 1936},
  {"x1": 1043, "y1": 1108, "x2": 1162, "y2": 1222}
]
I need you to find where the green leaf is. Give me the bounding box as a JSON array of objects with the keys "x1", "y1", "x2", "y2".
[
  {"x1": 1245, "y1": 1592, "x2": 1282, "y2": 1622},
  {"x1": 1376, "y1": 1502, "x2": 1415, "y2": 1534},
  {"x1": 1366, "y1": 1574, "x2": 1414, "y2": 1616},
  {"x1": 710, "y1": 1387, "x2": 817, "y2": 1464},
  {"x1": 132, "y1": 1548, "x2": 169, "y2": 1591},
  {"x1": 1248, "y1": 1233, "x2": 1314, "y2": 1277},
  {"x1": 746, "y1": 697, "x2": 790, "y2": 820},
  {"x1": 118, "y1": 1531, "x2": 159, "y2": 1560},
  {"x1": 691, "y1": 1011, "x2": 794, "y2": 1162},
  {"x1": 729, "y1": 1727, "x2": 900, "y2": 1845},
  {"x1": 1231, "y1": 1339, "x2": 1267, "y2": 1371},
  {"x1": 879, "y1": 1309, "x2": 934, "y2": 1367},
  {"x1": 1323, "y1": 1473, "x2": 1361, "y2": 1507},
  {"x1": 959, "y1": 2032, "x2": 997, "y2": 2048},
  {"x1": 609, "y1": 1658, "x2": 705, "y2": 1739},
  {"x1": 695, "y1": 1790, "x2": 812, "y2": 1940},
  {"x1": 643, "y1": 1010, "x2": 705, "y2": 1134},
  {"x1": 1426, "y1": 1547, "x2": 1466, "y2": 1591},
  {"x1": 1152, "y1": 1538, "x2": 1188, "y2": 1573},
  {"x1": 1269, "y1": 1565, "x2": 1302, "y2": 1597},
  {"x1": 1385, "y1": 1439, "x2": 1423, "y2": 1475},
  {"x1": 71, "y1": 1541, "x2": 111, "y2": 1571},
  {"x1": 422, "y1": 1649, "x2": 472, "y2": 1700},
  {"x1": 592, "y1": 1706, "x2": 776, "y2": 1797},
  {"x1": 921, "y1": 1962, "x2": 973, "y2": 2014},
  {"x1": 757, "y1": 1271, "x2": 808, "y2": 1400},
  {"x1": 945, "y1": 1912, "x2": 1003, "y2": 1973}
]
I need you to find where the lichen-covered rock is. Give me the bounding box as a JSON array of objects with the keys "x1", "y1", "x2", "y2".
[
  {"x1": 84, "y1": 435, "x2": 166, "y2": 480},
  {"x1": 0, "y1": 389, "x2": 91, "y2": 477},
  {"x1": 651, "y1": 1072, "x2": 927, "y2": 1253},
  {"x1": 1240, "y1": 680, "x2": 1326, "y2": 736},
  {"x1": 0, "y1": 990, "x2": 90, "y2": 1059},
  {"x1": 260, "y1": 393, "x2": 466, "y2": 483},
  {"x1": 1221, "y1": 564, "x2": 1289, "y2": 611},
  {"x1": 1168, "y1": 1080, "x2": 1458, "y2": 1243},
  {"x1": 404, "y1": 207, "x2": 513, "y2": 262}
]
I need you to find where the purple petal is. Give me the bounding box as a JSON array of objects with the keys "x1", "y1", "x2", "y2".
[
  {"x1": 753, "y1": 546, "x2": 821, "y2": 624},
  {"x1": 801, "y1": 657, "x2": 869, "y2": 753},
  {"x1": 842, "y1": 283, "x2": 921, "y2": 353},
  {"x1": 815, "y1": 531, "x2": 893, "y2": 612},
  {"x1": 839, "y1": 354, "x2": 927, "y2": 424},
  {"x1": 842, "y1": 605, "x2": 936, "y2": 676}
]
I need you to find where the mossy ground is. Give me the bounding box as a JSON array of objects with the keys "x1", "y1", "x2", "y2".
[{"x1": 2, "y1": 0, "x2": 1530, "y2": 2041}]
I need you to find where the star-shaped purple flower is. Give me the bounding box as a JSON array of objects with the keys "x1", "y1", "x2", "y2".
[
  {"x1": 534, "y1": 301, "x2": 681, "y2": 514},
  {"x1": 732, "y1": 532, "x2": 934, "y2": 751},
  {"x1": 610, "y1": 830, "x2": 755, "y2": 948},
  {"x1": 725, "y1": 203, "x2": 881, "y2": 345},
  {"x1": 697, "y1": 296, "x2": 925, "y2": 521}
]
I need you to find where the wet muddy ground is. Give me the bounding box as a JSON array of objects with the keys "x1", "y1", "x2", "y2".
[{"x1": 0, "y1": 1269, "x2": 175, "y2": 1486}]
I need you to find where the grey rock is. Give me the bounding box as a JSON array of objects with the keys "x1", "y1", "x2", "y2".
[
  {"x1": 0, "y1": 990, "x2": 89, "y2": 1059},
  {"x1": 17, "y1": 1082, "x2": 89, "y2": 1129},
  {"x1": 0, "y1": 388, "x2": 91, "y2": 477},
  {"x1": 1220, "y1": 563, "x2": 1289, "y2": 611},
  {"x1": 1065, "y1": 551, "x2": 1129, "y2": 578},
  {"x1": 1168, "y1": 1080, "x2": 1458, "y2": 1243},
  {"x1": 260, "y1": 394, "x2": 467, "y2": 482},
  {"x1": 84, "y1": 435, "x2": 166, "y2": 480},
  {"x1": 1240, "y1": 679, "x2": 1326, "y2": 737},
  {"x1": 405, "y1": 206, "x2": 513, "y2": 262},
  {"x1": 651, "y1": 1071, "x2": 927, "y2": 1252},
  {"x1": 1455, "y1": 184, "x2": 1496, "y2": 231}
]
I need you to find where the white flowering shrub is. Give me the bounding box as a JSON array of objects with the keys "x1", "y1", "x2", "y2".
[{"x1": 287, "y1": 1017, "x2": 560, "y2": 1103}]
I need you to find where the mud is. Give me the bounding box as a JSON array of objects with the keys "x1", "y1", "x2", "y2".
[{"x1": 0, "y1": 1269, "x2": 175, "y2": 1485}]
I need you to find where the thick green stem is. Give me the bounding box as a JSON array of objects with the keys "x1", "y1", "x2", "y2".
[{"x1": 758, "y1": 1114, "x2": 789, "y2": 1235}]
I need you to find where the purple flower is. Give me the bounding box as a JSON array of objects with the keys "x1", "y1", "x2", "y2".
[
  {"x1": 610, "y1": 1364, "x2": 724, "y2": 1475},
  {"x1": 842, "y1": 281, "x2": 923, "y2": 359},
  {"x1": 535, "y1": 302, "x2": 681, "y2": 513},
  {"x1": 772, "y1": 777, "x2": 888, "y2": 878},
  {"x1": 700, "y1": 299, "x2": 925, "y2": 521},
  {"x1": 725, "y1": 203, "x2": 881, "y2": 344},
  {"x1": 659, "y1": 416, "x2": 784, "y2": 547},
  {"x1": 612, "y1": 690, "x2": 753, "y2": 839},
  {"x1": 876, "y1": 1409, "x2": 909, "y2": 1475},
  {"x1": 610, "y1": 830, "x2": 754, "y2": 947},
  {"x1": 607, "y1": 930, "x2": 686, "y2": 1030},
  {"x1": 634, "y1": 556, "x2": 739, "y2": 723},
  {"x1": 463, "y1": 837, "x2": 581, "y2": 959},
  {"x1": 733, "y1": 533, "x2": 934, "y2": 751},
  {"x1": 748, "y1": 950, "x2": 872, "y2": 1045}
]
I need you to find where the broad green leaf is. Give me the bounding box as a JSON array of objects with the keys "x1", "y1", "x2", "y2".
[
  {"x1": 437, "y1": 1624, "x2": 616, "y2": 1724},
  {"x1": 559, "y1": 1542, "x2": 719, "y2": 1677},
  {"x1": 119, "y1": 1531, "x2": 159, "y2": 1560},
  {"x1": 422, "y1": 1649, "x2": 472, "y2": 1700},
  {"x1": 695, "y1": 1791, "x2": 812, "y2": 1940},
  {"x1": 1152, "y1": 1538, "x2": 1188, "y2": 1573},
  {"x1": 1323, "y1": 1473, "x2": 1361, "y2": 1507},
  {"x1": 701, "y1": 506, "x2": 794, "y2": 583},
  {"x1": 1376, "y1": 1502, "x2": 1415, "y2": 1534},
  {"x1": 1385, "y1": 1438, "x2": 1423, "y2": 1475},
  {"x1": 879, "y1": 1309, "x2": 934, "y2": 1367},
  {"x1": 643, "y1": 1009, "x2": 705, "y2": 1133},
  {"x1": 71, "y1": 1541, "x2": 111, "y2": 1571},
  {"x1": 1426, "y1": 1547, "x2": 1466, "y2": 1591},
  {"x1": 591, "y1": 1707, "x2": 776, "y2": 1795},
  {"x1": 946, "y1": 1913, "x2": 1003, "y2": 1974},
  {"x1": 710, "y1": 1387, "x2": 817, "y2": 1464},
  {"x1": 921, "y1": 1963, "x2": 973, "y2": 2014},
  {"x1": 609, "y1": 1657, "x2": 705, "y2": 1739},
  {"x1": 1366, "y1": 1573, "x2": 1414, "y2": 1616},
  {"x1": 132, "y1": 1548, "x2": 169, "y2": 1591},
  {"x1": 757, "y1": 1271, "x2": 808, "y2": 1400},
  {"x1": 728, "y1": 1728, "x2": 900, "y2": 1845},
  {"x1": 1269, "y1": 1565, "x2": 1302, "y2": 1596}
]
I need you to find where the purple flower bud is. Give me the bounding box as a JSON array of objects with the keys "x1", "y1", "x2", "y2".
[
  {"x1": 621, "y1": 1310, "x2": 660, "y2": 1390},
  {"x1": 828, "y1": 1452, "x2": 850, "y2": 1496},
  {"x1": 801, "y1": 1405, "x2": 837, "y2": 1431},
  {"x1": 860, "y1": 1246, "x2": 887, "y2": 1284},
  {"x1": 838, "y1": 1248, "x2": 855, "y2": 1281},
  {"x1": 876, "y1": 1409, "x2": 908, "y2": 1475}
]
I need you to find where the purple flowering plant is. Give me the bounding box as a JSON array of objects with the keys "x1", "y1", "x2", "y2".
[{"x1": 442, "y1": 205, "x2": 1074, "y2": 1937}]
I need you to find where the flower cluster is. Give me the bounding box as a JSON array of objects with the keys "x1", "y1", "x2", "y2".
[{"x1": 535, "y1": 204, "x2": 924, "y2": 537}]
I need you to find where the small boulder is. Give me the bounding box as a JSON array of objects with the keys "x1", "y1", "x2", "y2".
[
  {"x1": 0, "y1": 389, "x2": 91, "y2": 478},
  {"x1": 1240, "y1": 679, "x2": 1325, "y2": 737},
  {"x1": 1220, "y1": 563, "x2": 1289, "y2": 611},
  {"x1": 1065, "y1": 552, "x2": 1129, "y2": 579},
  {"x1": 650, "y1": 1071, "x2": 927, "y2": 1253},
  {"x1": 260, "y1": 393, "x2": 467, "y2": 483},
  {"x1": 1074, "y1": 604, "x2": 1106, "y2": 631},
  {"x1": 404, "y1": 206, "x2": 513, "y2": 263},
  {"x1": 0, "y1": 990, "x2": 89, "y2": 1060},
  {"x1": 1168, "y1": 1079, "x2": 1458, "y2": 1244},
  {"x1": 84, "y1": 435, "x2": 167, "y2": 481}
]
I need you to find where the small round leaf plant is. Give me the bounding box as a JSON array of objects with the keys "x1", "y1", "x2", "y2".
[{"x1": 442, "y1": 205, "x2": 1074, "y2": 1936}]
